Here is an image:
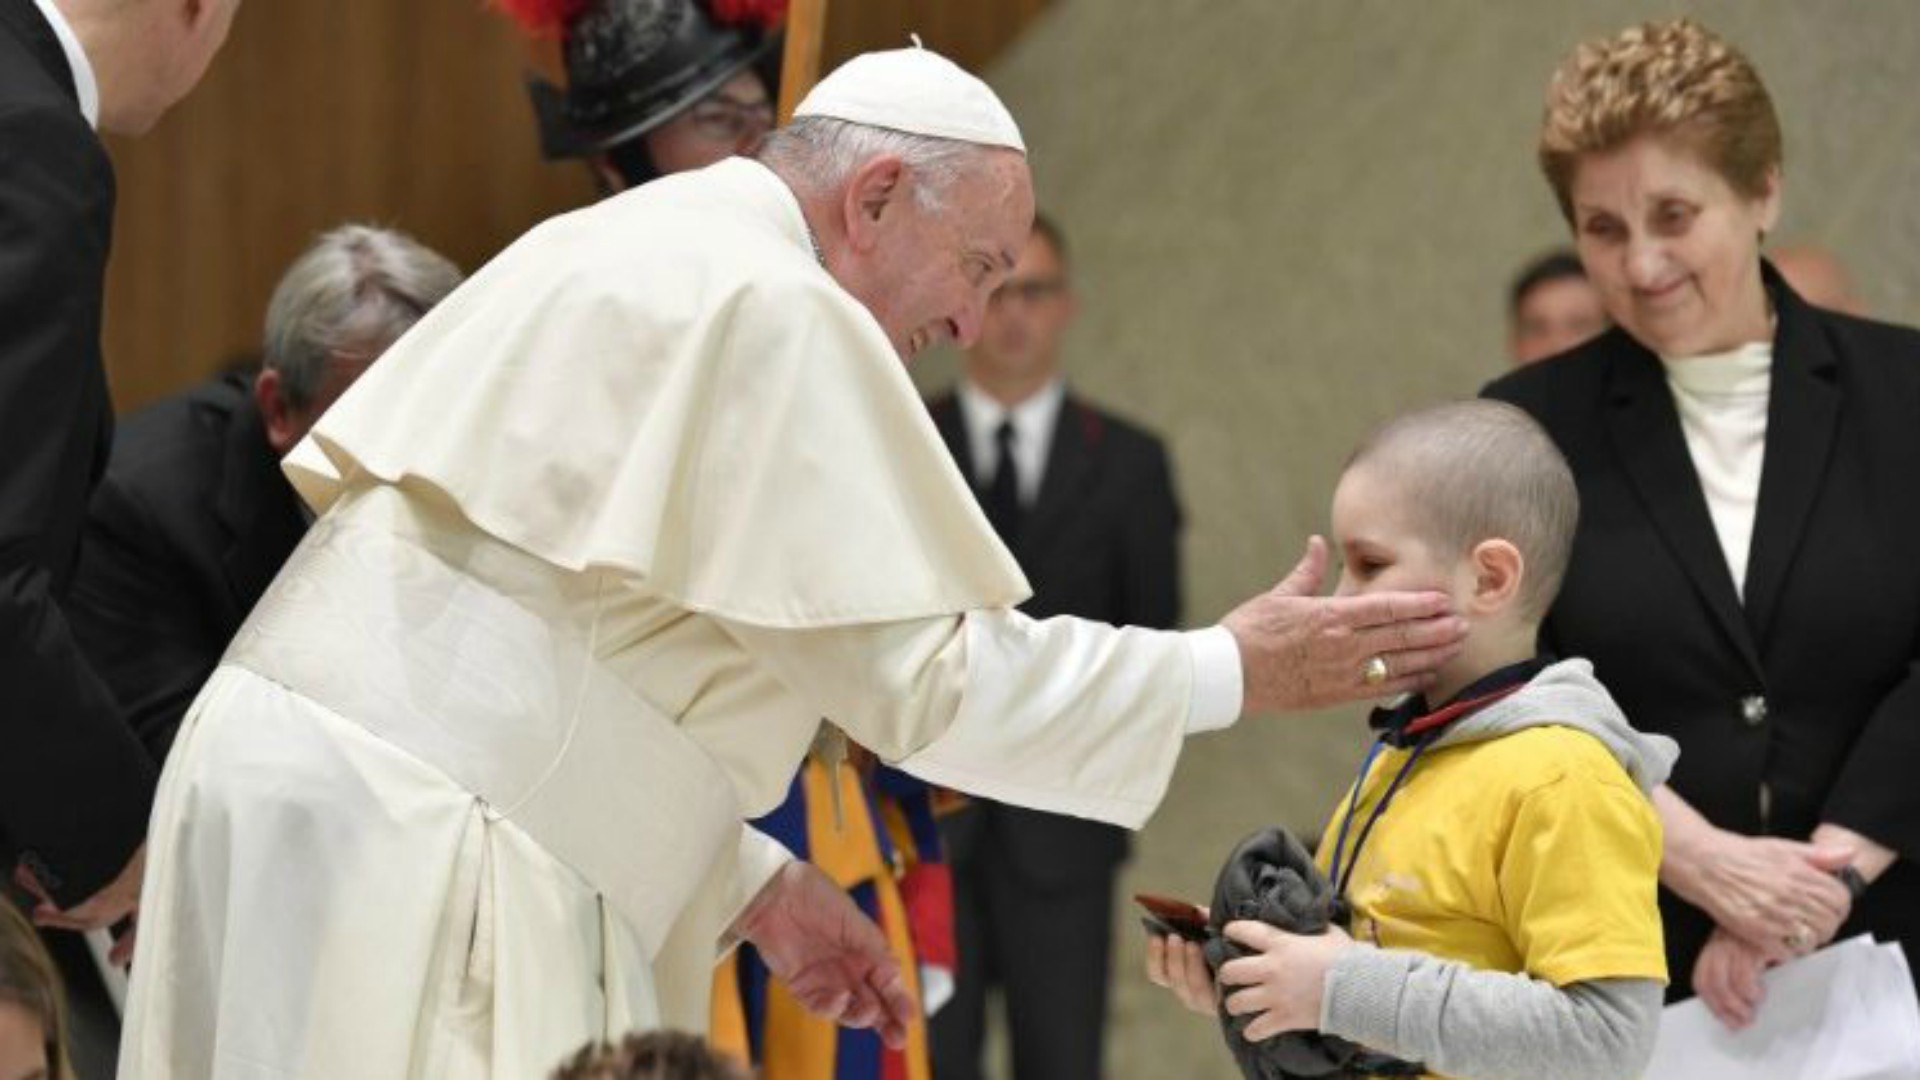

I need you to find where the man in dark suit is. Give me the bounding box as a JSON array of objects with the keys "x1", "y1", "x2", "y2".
[
  {"x1": 0, "y1": 0, "x2": 239, "y2": 934},
  {"x1": 927, "y1": 214, "x2": 1182, "y2": 1080},
  {"x1": 68, "y1": 224, "x2": 463, "y2": 764}
]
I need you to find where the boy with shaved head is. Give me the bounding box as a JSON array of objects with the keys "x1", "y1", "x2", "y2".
[{"x1": 1151, "y1": 401, "x2": 1679, "y2": 1080}]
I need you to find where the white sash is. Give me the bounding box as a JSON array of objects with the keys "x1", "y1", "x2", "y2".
[{"x1": 224, "y1": 485, "x2": 740, "y2": 957}]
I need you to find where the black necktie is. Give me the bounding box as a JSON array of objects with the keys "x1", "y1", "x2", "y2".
[{"x1": 985, "y1": 419, "x2": 1023, "y2": 542}]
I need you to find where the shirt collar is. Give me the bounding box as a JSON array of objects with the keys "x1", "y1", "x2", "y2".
[
  {"x1": 30, "y1": 0, "x2": 99, "y2": 129},
  {"x1": 1659, "y1": 340, "x2": 1773, "y2": 397},
  {"x1": 957, "y1": 376, "x2": 1065, "y2": 441},
  {"x1": 955, "y1": 377, "x2": 1066, "y2": 501},
  {"x1": 1367, "y1": 654, "x2": 1554, "y2": 749}
]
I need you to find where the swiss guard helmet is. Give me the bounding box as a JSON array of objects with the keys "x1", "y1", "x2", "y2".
[{"x1": 499, "y1": 0, "x2": 785, "y2": 184}]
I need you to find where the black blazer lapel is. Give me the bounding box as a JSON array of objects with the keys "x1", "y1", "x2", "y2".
[
  {"x1": 1744, "y1": 280, "x2": 1842, "y2": 644},
  {"x1": 0, "y1": 0, "x2": 75, "y2": 103},
  {"x1": 1022, "y1": 395, "x2": 1099, "y2": 547},
  {"x1": 1603, "y1": 344, "x2": 1765, "y2": 678},
  {"x1": 214, "y1": 397, "x2": 307, "y2": 616}
]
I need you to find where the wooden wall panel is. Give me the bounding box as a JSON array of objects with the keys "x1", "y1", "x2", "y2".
[
  {"x1": 99, "y1": 0, "x2": 1050, "y2": 413},
  {"x1": 101, "y1": 0, "x2": 595, "y2": 411}
]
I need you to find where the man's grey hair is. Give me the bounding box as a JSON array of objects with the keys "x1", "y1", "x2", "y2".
[
  {"x1": 756, "y1": 116, "x2": 991, "y2": 211},
  {"x1": 1346, "y1": 400, "x2": 1579, "y2": 622},
  {"x1": 262, "y1": 224, "x2": 463, "y2": 408}
]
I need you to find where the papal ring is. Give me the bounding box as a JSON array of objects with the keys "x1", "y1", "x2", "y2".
[
  {"x1": 1362, "y1": 655, "x2": 1390, "y2": 687},
  {"x1": 1785, "y1": 924, "x2": 1813, "y2": 952}
]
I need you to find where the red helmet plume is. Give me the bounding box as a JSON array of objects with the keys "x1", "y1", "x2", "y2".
[
  {"x1": 493, "y1": 0, "x2": 591, "y2": 37},
  {"x1": 708, "y1": 0, "x2": 787, "y2": 31}
]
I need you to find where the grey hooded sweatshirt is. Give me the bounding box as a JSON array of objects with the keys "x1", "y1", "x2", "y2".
[{"x1": 1318, "y1": 658, "x2": 1680, "y2": 1080}]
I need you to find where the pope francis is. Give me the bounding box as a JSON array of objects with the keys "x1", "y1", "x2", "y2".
[{"x1": 117, "y1": 46, "x2": 1465, "y2": 1078}]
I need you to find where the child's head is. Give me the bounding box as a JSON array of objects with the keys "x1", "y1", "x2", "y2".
[
  {"x1": 1332, "y1": 401, "x2": 1576, "y2": 642},
  {"x1": 552, "y1": 1030, "x2": 752, "y2": 1080},
  {"x1": 0, "y1": 899, "x2": 71, "y2": 1080}
]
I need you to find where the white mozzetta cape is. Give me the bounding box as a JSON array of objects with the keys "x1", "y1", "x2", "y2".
[
  {"x1": 285, "y1": 157, "x2": 1029, "y2": 626},
  {"x1": 120, "y1": 160, "x2": 1210, "y2": 1079}
]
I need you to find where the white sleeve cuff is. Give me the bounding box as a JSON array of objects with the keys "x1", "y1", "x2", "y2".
[
  {"x1": 718, "y1": 827, "x2": 796, "y2": 953},
  {"x1": 1185, "y1": 626, "x2": 1243, "y2": 733}
]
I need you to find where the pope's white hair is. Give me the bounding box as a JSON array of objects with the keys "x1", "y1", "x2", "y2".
[
  {"x1": 757, "y1": 116, "x2": 991, "y2": 211},
  {"x1": 263, "y1": 224, "x2": 463, "y2": 408}
]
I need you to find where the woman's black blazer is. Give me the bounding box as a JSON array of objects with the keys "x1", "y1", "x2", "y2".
[{"x1": 1484, "y1": 265, "x2": 1920, "y2": 998}]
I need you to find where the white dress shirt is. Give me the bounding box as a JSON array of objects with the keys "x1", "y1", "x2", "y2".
[
  {"x1": 1662, "y1": 341, "x2": 1772, "y2": 598},
  {"x1": 30, "y1": 0, "x2": 99, "y2": 129},
  {"x1": 958, "y1": 376, "x2": 1065, "y2": 506}
]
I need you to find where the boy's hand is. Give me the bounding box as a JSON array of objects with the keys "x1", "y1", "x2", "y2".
[
  {"x1": 1218, "y1": 920, "x2": 1355, "y2": 1040},
  {"x1": 1145, "y1": 919, "x2": 1218, "y2": 1016},
  {"x1": 1694, "y1": 926, "x2": 1773, "y2": 1031}
]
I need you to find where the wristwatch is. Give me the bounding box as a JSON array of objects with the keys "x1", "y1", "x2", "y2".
[{"x1": 1833, "y1": 864, "x2": 1869, "y2": 902}]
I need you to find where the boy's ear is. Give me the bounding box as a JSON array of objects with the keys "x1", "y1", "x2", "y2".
[{"x1": 1469, "y1": 539, "x2": 1524, "y2": 613}]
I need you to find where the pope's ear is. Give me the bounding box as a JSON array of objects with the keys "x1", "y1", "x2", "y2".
[{"x1": 841, "y1": 155, "x2": 906, "y2": 253}]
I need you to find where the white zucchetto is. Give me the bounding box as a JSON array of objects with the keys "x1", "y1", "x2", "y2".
[{"x1": 794, "y1": 40, "x2": 1026, "y2": 153}]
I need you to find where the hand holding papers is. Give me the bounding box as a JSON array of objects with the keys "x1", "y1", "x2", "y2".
[{"x1": 1648, "y1": 935, "x2": 1920, "y2": 1079}]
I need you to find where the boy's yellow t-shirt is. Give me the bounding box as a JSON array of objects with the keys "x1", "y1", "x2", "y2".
[{"x1": 1315, "y1": 724, "x2": 1667, "y2": 988}]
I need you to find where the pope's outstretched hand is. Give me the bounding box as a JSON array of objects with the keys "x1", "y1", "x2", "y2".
[
  {"x1": 1222, "y1": 536, "x2": 1468, "y2": 711},
  {"x1": 732, "y1": 861, "x2": 915, "y2": 1048}
]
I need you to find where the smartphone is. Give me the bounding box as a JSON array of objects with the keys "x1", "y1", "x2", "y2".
[{"x1": 1134, "y1": 892, "x2": 1209, "y2": 942}]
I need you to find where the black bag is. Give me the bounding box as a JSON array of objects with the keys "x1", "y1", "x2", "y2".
[{"x1": 1201, "y1": 827, "x2": 1424, "y2": 1079}]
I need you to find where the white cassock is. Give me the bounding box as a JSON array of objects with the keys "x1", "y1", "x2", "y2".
[{"x1": 118, "y1": 158, "x2": 1241, "y2": 1078}]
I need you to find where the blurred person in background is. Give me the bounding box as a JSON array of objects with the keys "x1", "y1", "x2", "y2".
[
  {"x1": 1507, "y1": 248, "x2": 1609, "y2": 365},
  {"x1": 927, "y1": 213, "x2": 1183, "y2": 1080},
  {"x1": 507, "y1": 0, "x2": 780, "y2": 194},
  {"x1": 553, "y1": 1030, "x2": 753, "y2": 1080},
  {"x1": 1770, "y1": 243, "x2": 1864, "y2": 316},
  {"x1": 1, "y1": 897, "x2": 73, "y2": 1080},
  {"x1": 69, "y1": 224, "x2": 463, "y2": 765}
]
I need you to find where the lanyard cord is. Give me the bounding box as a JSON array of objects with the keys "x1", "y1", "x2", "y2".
[
  {"x1": 1328, "y1": 681, "x2": 1532, "y2": 898},
  {"x1": 1327, "y1": 732, "x2": 1437, "y2": 899},
  {"x1": 1325, "y1": 738, "x2": 1384, "y2": 893}
]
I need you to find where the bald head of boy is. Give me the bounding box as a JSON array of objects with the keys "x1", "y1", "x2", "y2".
[{"x1": 1332, "y1": 401, "x2": 1577, "y2": 697}]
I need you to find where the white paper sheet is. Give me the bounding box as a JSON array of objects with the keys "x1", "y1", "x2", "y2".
[{"x1": 1648, "y1": 935, "x2": 1920, "y2": 1080}]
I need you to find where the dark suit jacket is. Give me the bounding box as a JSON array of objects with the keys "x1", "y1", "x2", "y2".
[
  {"x1": 0, "y1": 0, "x2": 156, "y2": 904},
  {"x1": 1484, "y1": 265, "x2": 1920, "y2": 996},
  {"x1": 69, "y1": 373, "x2": 308, "y2": 763},
  {"x1": 930, "y1": 390, "x2": 1183, "y2": 887}
]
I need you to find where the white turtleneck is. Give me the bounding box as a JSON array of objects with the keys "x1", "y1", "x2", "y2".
[{"x1": 1661, "y1": 341, "x2": 1773, "y2": 598}]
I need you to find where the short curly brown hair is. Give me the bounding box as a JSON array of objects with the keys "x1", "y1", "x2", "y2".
[
  {"x1": 552, "y1": 1030, "x2": 753, "y2": 1080},
  {"x1": 1538, "y1": 18, "x2": 1781, "y2": 221}
]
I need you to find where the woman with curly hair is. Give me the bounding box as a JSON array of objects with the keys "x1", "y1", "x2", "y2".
[{"x1": 1487, "y1": 17, "x2": 1920, "y2": 1030}]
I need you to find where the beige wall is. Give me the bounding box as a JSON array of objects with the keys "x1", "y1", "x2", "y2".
[{"x1": 912, "y1": 3, "x2": 1920, "y2": 1076}]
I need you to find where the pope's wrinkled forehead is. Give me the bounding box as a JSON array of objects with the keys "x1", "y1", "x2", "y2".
[{"x1": 940, "y1": 147, "x2": 1034, "y2": 265}]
